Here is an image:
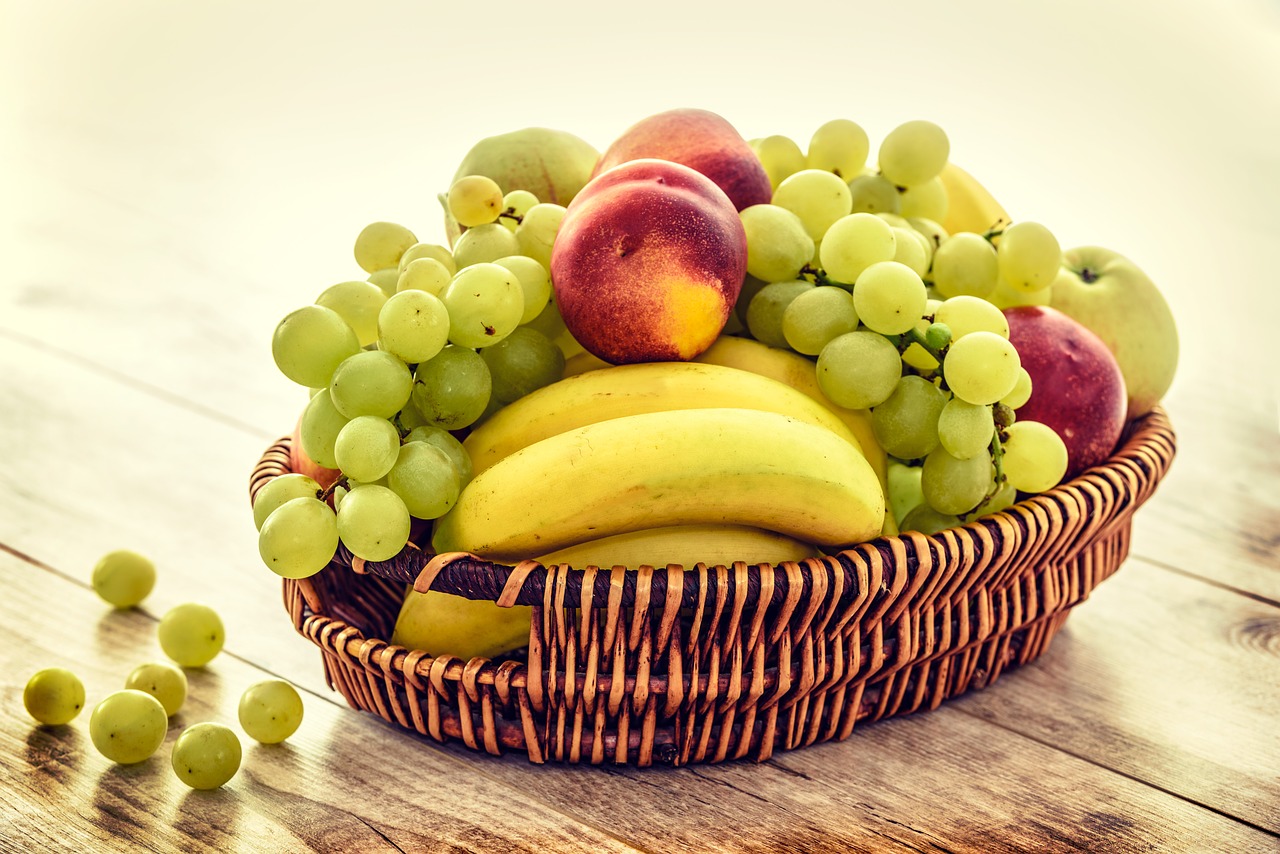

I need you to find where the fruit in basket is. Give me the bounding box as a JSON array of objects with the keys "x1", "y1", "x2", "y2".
[
  {"x1": 1052, "y1": 246, "x2": 1179, "y2": 418},
  {"x1": 289, "y1": 419, "x2": 342, "y2": 490},
  {"x1": 937, "y1": 162, "x2": 1008, "y2": 235},
  {"x1": 462, "y1": 360, "x2": 866, "y2": 476},
  {"x1": 551, "y1": 159, "x2": 747, "y2": 364},
  {"x1": 392, "y1": 589, "x2": 533, "y2": 661},
  {"x1": 259, "y1": 495, "x2": 340, "y2": 578},
  {"x1": 451, "y1": 127, "x2": 600, "y2": 206},
  {"x1": 432, "y1": 407, "x2": 884, "y2": 561},
  {"x1": 592, "y1": 108, "x2": 772, "y2": 212},
  {"x1": 537, "y1": 524, "x2": 820, "y2": 568},
  {"x1": 1005, "y1": 305, "x2": 1128, "y2": 479}
]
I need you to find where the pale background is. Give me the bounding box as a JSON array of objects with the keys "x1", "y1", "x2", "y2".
[{"x1": 4, "y1": 0, "x2": 1278, "y2": 430}]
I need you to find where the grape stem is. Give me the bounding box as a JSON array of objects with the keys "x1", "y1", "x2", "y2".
[
  {"x1": 798, "y1": 264, "x2": 838, "y2": 287},
  {"x1": 497, "y1": 207, "x2": 524, "y2": 226},
  {"x1": 318, "y1": 476, "x2": 350, "y2": 503},
  {"x1": 982, "y1": 219, "x2": 1009, "y2": 241}
]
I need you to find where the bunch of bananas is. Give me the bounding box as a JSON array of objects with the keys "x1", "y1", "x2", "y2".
[{"x1": 392, "y1": 336, "x2": 890, "y2": 659}]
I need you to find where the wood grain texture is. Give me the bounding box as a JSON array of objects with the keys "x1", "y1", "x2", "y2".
[{"x1": 0, "y1": 551, "x2": 642, "y2": 854}]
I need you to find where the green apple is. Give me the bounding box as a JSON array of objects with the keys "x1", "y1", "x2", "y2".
[
  {"x1": 1050, "y1": 246, "x2": 1178, "y2": 419},
  {"x1": 452, "y1": 127, "x2": 600, "y2": 207}
]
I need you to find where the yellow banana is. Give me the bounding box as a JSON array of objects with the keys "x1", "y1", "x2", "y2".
[
  {"x1": 434, "y1": 407, "x2": 885, "y2": 561},
  {"x1": 694, "y1": 336, "x2": 886, "y2": 488},
  {"x1": 391, "y1": 588, "x2": 532, "y2": 660},
  {"x1": 938, "y1": 162, "x2": 1009, "y2": 236},
  {"x1": 562, "y1": 349, "x2": 611, "y2": 377},
  {"x1": 463, "y1": 360, "x2": 864, "y2": 477},
  {"x1": 536, "y1": 524, "x2": 820, "y2": 569}
]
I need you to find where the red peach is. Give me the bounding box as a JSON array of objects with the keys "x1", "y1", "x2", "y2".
[
  {"x1": 1004, "y1": 305, "x2": 1128, "y2": 480},
  {"x1": 551, "y1": 159, "x2": 747, "y2": 364},
  {"x1": 592, "y1": 109, "x2": 772, "y2": 212}
]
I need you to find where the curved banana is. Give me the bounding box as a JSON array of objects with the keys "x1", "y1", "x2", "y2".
[
  {"x1": 463, "y1": 360, "x2": 864, "y2": 476},
  {"x1": 562, "y1": 349, "x2": 611, "y2": 378},
  {"x1": 391, "y1": 588, "x2": 532, "y2": 660},
  {"x1": 938, "y1": 162, "x2": 1009, "y2": 236},
  {"x1": 537, "y1": 524, "x2": 820, "y2": 569},
  {"x1": 434, "y1": 407, "x2": 885, "y2": 560}
]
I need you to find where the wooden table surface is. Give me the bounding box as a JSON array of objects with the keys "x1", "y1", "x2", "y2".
[{"x1": 3, "y1": 2, "x2": 1278, "y2": 851}]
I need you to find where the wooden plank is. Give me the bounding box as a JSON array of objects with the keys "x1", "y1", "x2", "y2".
[
  {"x1": 1, "y1": 550, "x2": 643, "y2": 853},
  {"x1": 952, "y1": 556, "x2": 1280, "y2": 832},
  {"x1": 0, "y1": 334, "x2": 328, "y2": 699}
]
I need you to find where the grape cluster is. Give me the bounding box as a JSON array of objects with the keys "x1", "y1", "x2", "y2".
[
  {"x1": 262, "y1": 177, "x2": 573, "y2": 577},
  {"x1": 743, "y1": 120, "x2": 1069, "y2": 533}
]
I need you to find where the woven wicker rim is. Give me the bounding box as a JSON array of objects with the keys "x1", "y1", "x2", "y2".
[{"x1": 249, "y1": 407, "x2": 1175, "y2": 765}]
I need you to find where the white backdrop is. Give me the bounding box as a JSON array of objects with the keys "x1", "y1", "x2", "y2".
[{"x1": 3, "y1": 0, "x2": 1278, "y2": 425}]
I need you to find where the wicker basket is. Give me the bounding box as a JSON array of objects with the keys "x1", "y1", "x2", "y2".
[{"x1": 249, "y1": 408, "x2": 1175, "y2": 766}]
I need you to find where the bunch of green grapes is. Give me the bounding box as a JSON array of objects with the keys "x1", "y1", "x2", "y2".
[
  {"x1": 262, "y1": 179, "x2": 578, "y2": 577},
  {"x1": 741, "y1": 119, "x2": 1069, "y2": 532}
]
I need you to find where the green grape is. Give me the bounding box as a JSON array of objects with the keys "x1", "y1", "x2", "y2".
[
  {"x1": 334, "y1": 416, "x2": 400, "y2": 482},
  {"x1": 443, "y1": 263, "x2": 524, "y2": 349},
  {"x1": 899, "y1": 177, "x2": 948, "y2": 222},
  {"x1": 931, "y1": 233, "x2": 999, "y2": 299},
  {"x1": 377, "y1": 289, "x2": 450, "y2": 364},
  {"x1": 125, "y1": 662, "x2": 187, "y2": 717},
  {"x1": 1001, "y1": 367, "x2": 1034, "y2": 409},
  {"x1": 253, "y1": 474, "x2": 322, "y2": 531},
  {"x1": 452, "y1": 222, "x2": 520, "y2": 269},
  {"x1": 299, "y1": 388, "x2": 349, "y2": 469},
  {"x1": 412, "y1": 345, "x2": 492, "y2": 430},
  {"x1": 336, "y1": 485, "x2": 411, "y2": 562},
  {"x1": 90, "y1": 690, "x2": 168, "y2": 764},
  {"x1": 847, "y1": 173, "x2": 902, "y2": 215},
  {"x1": 908, "y1": 217, "x2": 949, "y2": 255},
  {"x1": 499, "y1": 189, "x2": 540, "y2": 232},
  {"x1": 871, "y1": 375, "x2": 947, "y2": 460},
  {"x1": 899, "y1": 504, "x2": 961, "y2": 535},
  {"x1": 354, "y1": 222, "x2": 417, "y2": 274},
  {"x1": 924, "y1": 322, "x2": 951, "y2": 351},
  {"x1": 771, "y1": 169, "x2": 852, "y2": 241},
  {"x1": 480, "y1": 327, "x2": 565, "y2": 403},
  {"x1": 934, "y1": 295, "x2": 1009, "y2": 340},
  {"x1": 315, "y1": 280, "x2": 388, "y2": 348},
  {"x1": 886, "y1": 461, "x2": 925, "y2": 528},
  {"x1": 816, "y1": 331, "x2": 902, "y2": 409},
  {"x1": 876, "y1": 212, "x2": 912, "y2": 229},
  {"x1": 891, "y1": 227, "x2": 929, "y2": 277},
  {"x1": 366, "y1": 268, "x2": 400, "y2": 298},
  {"x1": 966, "y1": 479, "x2": 1018, "y2": 520},
  {"x1": 158, "y1": 603, "x2": 225, "y2": 667},
  {"x1": 853, "y1": 261, "x2": 928, "y2": 336},
  {"x1": 806, "y1": 119, "x2": 870, "y2": 178},
  {"x1": 944, "y1": 331, "x2": 1021, "y2": 405},
  {"x1": 740, "y1": 204, "x2": 814, "y2": 283},
  {"x1": 171, "y1": 722, "x2": 241, "y2": 790},
  {"x1": 819, "y1": 213, "x2": 897, "y2": 284},
  {"x1": 878, "y1": 120, "x2": 950, "y2": 188},
  {"x1": 937, "y1": 398, "x2": 995, "y2": 460},
  {"x1": 329, "y1": 350, "x2": 413, "y2": 419},
  {"x1": 745, "y1": 280, "x2": 814, "y2": 348},
  {"x1": 494, "y1": 255, "x2": 552, "y2": 324},
  {"x1": 387, "y1": 442, "x2": 461, "y2": 519},
  {"x1": 523, "y1": 293, "x2": 570, "y2": 344},
  {"x1": 993, "y1": 402, "x2": 1016, "y2": 430},
  {"x1": 399, "y1": 242, "x2": 457, "y2": 275},
  {"x1": 24, "y1": 668, "x2": 85, "y2": 725},
  {"x1": 997, "y1": 221, "x2": 1061, "y2": 292},
  {"x1": 515, "y1": 203, "x2": 566, "y2": 269},
  {"x1": 91, "y1": 549, "x2": 156, "y2": 608},
  {"x1": 238, "y1": 680, "x2": 304, "y2": 744},
  {"x1": 397, "y1": 257, "x2": 452, "y2": 297},
  {"x1": 781, "y1": 285, "x2": 859, "y2": 356},
  {"x1": 447, "y1": 175, "x2": 505, "y2": 227},
  {"x1": 734, "y1": 275, "x2": 769, "y2": 327},
  {"x1": 902, "y1": 298, "x2": 943, "y2": 371},
  {"x1": 405, "y1": 425, "x2": 473, "y2": 485},
  {"x1": 921, "y1": 446, "x2": 993, "y2": 515},
  {"x1": 751, "y1": 135, "x2": 806, "y2": 190},
  {"x1": 272, "y1": 305, "x2": 361, "y2": 388},
  {"x1": 1002, "y1": 421, "x2": 1069, "y2": 493}
]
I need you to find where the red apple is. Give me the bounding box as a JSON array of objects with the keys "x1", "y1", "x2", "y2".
[
  {"x1": 592, "y1": 109, "x2": 772, "y2": 212},
  {"x1": 1003, "y1": 305, "x2": 1128, "y2": 480},
  {"x1": 551, "y1": 159, "x2": 747, "y2": 364},
  {"x1": 290, "y1": 417, "x2": 342, "y2": 490}
]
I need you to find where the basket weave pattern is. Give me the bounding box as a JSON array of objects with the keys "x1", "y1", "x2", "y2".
[{"x1": 250, "y1": 409, "x2": 1174, "y2": 766}]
